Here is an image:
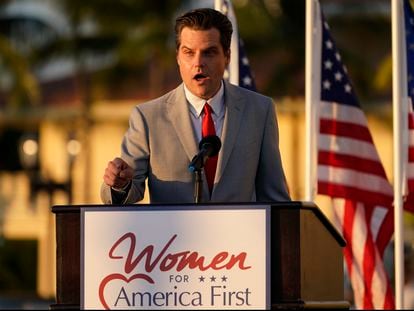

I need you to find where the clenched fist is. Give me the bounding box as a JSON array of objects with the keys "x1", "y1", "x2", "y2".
[{"x1": 103, "y1": 157, "x2": 133, "y2": 190}]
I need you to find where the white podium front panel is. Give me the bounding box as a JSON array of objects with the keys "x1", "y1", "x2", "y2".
[{"x1": 81, "y1": 205, "x2": 270, "y2": 310}]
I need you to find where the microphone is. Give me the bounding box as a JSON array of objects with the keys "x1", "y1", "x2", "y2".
[{"x1": 188, "y1": 135, "x2": 221, "y2": 172}]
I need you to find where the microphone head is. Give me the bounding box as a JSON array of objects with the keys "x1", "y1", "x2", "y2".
[{"x1": 199, "y1": 135, "x2": 221, "y2": 157}]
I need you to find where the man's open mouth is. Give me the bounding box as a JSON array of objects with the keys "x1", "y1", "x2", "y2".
[{"x1": 194, "y1": 73, "x2": 208, "y2": 81}]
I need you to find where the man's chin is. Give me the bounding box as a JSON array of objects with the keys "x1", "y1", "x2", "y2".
[{"x1": 189, "y1": 85, "x2": 212, "y2": 99}]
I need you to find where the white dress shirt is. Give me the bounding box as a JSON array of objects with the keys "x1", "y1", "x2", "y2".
[{"x1": 183, "y1": 81, "x2": 225, "y2": 143}]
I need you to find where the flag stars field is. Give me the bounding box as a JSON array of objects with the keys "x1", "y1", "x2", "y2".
[
  {"x1": 243, "y1": 76, "x2": 252, "y2": 86},
  {"x1": 323, "y1": 80, "x2": 331, "y2": 90},
  {"x1": 334, "y1": 72, "x2": 343, "y2": 81},
  {"x1": 324, "y1": 60, "x2": 333, "y2": 69},
  {"x1": 335, "y1": 52, "x2": 341, "y2": 61},
  {"x1": 325, "y1": 40, "x2": 333, "y2": 49}
]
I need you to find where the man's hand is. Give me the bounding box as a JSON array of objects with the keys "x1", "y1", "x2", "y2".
[{"x1": 103, "y1": 157, "x2": 133, "y2": 189}]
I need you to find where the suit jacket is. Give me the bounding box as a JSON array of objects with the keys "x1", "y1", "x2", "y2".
[{"x1": 101, "y1": 81, "x2": 290, "y2": 204}]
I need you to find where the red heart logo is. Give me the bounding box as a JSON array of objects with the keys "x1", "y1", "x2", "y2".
[{"x1": 98, "y1": 273, "x2": 154, "y2": 309}]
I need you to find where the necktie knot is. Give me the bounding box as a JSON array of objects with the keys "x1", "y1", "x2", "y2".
[{"x1": 203, "y1": 103, "x2": 213, "y2": 115}]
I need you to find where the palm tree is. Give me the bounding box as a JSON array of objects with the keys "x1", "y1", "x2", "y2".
[
  {"x1": 30, "y1": 0, "x2": 184, "y2": 100},
  {"x1": 24, "y1": 0, "x2": 184, "y2": 201},
  {"x1": 0, "y1": 33, "x2": 39, "y2": 110}
]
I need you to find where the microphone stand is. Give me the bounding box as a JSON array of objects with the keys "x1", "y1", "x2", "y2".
[
  {"x1": 193, "y1": 169, "x2": 203, "y2": 204},
  {"x1": 189, "y1": 150, "x2": 206, "y2": 204},
  {"x1": 189, "y1": 135, "x2": 221, "y2": 204}
]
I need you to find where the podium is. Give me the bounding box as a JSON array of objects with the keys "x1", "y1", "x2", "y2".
[{"x1": 51, "y1": 201, "x2": 348, "y2": 309}]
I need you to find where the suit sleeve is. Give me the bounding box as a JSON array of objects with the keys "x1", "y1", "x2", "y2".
[
  {"x1": 255, "y1": 100, "x2": 291, "y2": 202},
  {"x1": 100, "y1": 105, "x2": 148, "y2": 204}
]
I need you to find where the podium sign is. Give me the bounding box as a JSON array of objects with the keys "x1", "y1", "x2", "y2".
[{"x1": 81, "y1": 205, "x2": 270, "y2": 310}]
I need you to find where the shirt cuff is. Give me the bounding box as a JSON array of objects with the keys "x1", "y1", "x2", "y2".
[
  {"x1": 111, "y1": 181, "x2": 132, "y2": 193},
  {"x1": 110, "y1": 181, "x2": 132, "y2": 204}
]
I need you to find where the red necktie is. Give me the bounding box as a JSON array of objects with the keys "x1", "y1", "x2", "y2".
[{"x1": 202, "y1": 103, "x2": 218, "y2": 194}]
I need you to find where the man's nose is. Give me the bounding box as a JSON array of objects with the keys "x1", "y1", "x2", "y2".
[{"x1": 194, "y1": 53, "x2": 205, "y2": 68}]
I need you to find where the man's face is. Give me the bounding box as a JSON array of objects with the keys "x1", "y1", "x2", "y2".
[{"x1": 177, "y1": 27, "x2": 230, "y2": 100}]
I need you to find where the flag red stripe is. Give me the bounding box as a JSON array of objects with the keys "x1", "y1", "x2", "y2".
[
  {"x1": 362, "y1": 206, "x2": 375, "y2": 309},
  {"x1": 409, "y1": 147, "x2": 414, "y2": 162},
  {"x1": 318, "y1": 182, "x2": 393, "y2": 206},
  {"x1": 342, "y1": 200, "x2": 355, "y2": 275},
  {"x1": 320, "y1": 119, "x2": 374, "y2": 143},
  {"x1": 318, "y1": 151, "x2": 388, "y2": 177},
  {"x1": 409, "y1": 112, "x2": 414, "y2": 128},
  {"x1": 404, "y1": 192, "x2": 414, "y2": 213},
  {"x1": 384, "y1": 284, "x2": 395, "y2": 309},
  {"x1": 408, "y1": 179, "x2": 414, "y2": 190}
]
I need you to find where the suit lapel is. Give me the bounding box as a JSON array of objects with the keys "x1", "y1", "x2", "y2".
[
  {"x1": 166, "y1": 82, "x2": 246, "y2": 200},
  {"x1": 166, "y1": 84, "x2": 198, "y2": 162},
  {"x1": 215, "y1": 82, "x2": 246, "y2": 185}
]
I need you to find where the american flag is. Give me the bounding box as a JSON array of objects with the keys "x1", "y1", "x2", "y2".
[
  {"x1": 236, "y1": 38, "x2": 256, "y2": 91},
  {"x1": 403, "y1": 0, "x2": 414, "y2": 212},
  {"x1": 215, "y1": 0, "x2": 256, "y2": 91},
  {"x1": 316, "y1": 10, "x2": 395, "y2": 309}
]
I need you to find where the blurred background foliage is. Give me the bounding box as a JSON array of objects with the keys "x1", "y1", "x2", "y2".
[
  {"x1": 0, "y1": 0, "x2": 393, "y2": 112},
  {"x1": 0, "y1": 0, "x2": 399, "y2": 305}
]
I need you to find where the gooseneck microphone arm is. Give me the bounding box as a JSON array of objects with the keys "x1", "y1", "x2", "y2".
[
  {"x1": 193, "y1": 170, "x2": 203, "y2": 204},
  {"x1": 188, "y1": 135, "x2": 221, "y2": 203}
]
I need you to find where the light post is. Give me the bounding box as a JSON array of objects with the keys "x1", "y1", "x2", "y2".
[
  {"x1": 18, "y1": 131, "x2": 81, "y2": 298},
  {"x1": 18, "y1": 131, "x2": 81, "y2": 207},
  {"x1": 66, "y1": 135, "x2": 82, "y2": 203}
]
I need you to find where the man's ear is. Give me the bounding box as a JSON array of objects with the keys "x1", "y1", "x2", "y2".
[
  {"x1": 225, "y1": 50, "x2": 231, "y2": 66},
  {"x1": 176, "y1": 53, "x2": 181, "y2": 66}
]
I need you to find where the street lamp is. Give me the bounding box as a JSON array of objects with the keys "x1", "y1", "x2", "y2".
[
  {"x1": 66, "y1": 135, "x2": 82, "y2": 203},
  {"x1": 18, "y1": 131, "x2": 80, "y2": 207},
  {"x1": 20, "y1": 136, "x2": 39, "y2": 169}
]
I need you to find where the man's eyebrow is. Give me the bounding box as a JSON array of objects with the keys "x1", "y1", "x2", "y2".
[
  {"x1": 179, "y1": 45, "x2": 220, "y2": 53},
  {"x1": 204, "y1": 46, "x2": 219, "y2": 51},
  {"x1": 199, "y1": 45, "x2": 221, "y2": 53}
]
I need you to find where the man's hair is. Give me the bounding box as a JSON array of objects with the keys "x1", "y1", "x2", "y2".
[{"x1": 175, "y1": 8, "x2": 233, "y2": 54}]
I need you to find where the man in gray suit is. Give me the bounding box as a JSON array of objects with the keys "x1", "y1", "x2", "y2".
[{"x1": 101, "y1": 8, "x2": 290, "y2": 204}]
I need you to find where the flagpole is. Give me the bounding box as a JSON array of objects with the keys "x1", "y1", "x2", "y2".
[
  {"x1": 392, "y1": 0, "x2": 406, "y2": 308},
  {"x1": 305, "y1": 0, "x2": 319, "y2": 201}
]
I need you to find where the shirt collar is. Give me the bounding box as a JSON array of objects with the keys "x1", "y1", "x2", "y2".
[{"x1": 184, "y1": 81, "x2": 225, "y2": 118}]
